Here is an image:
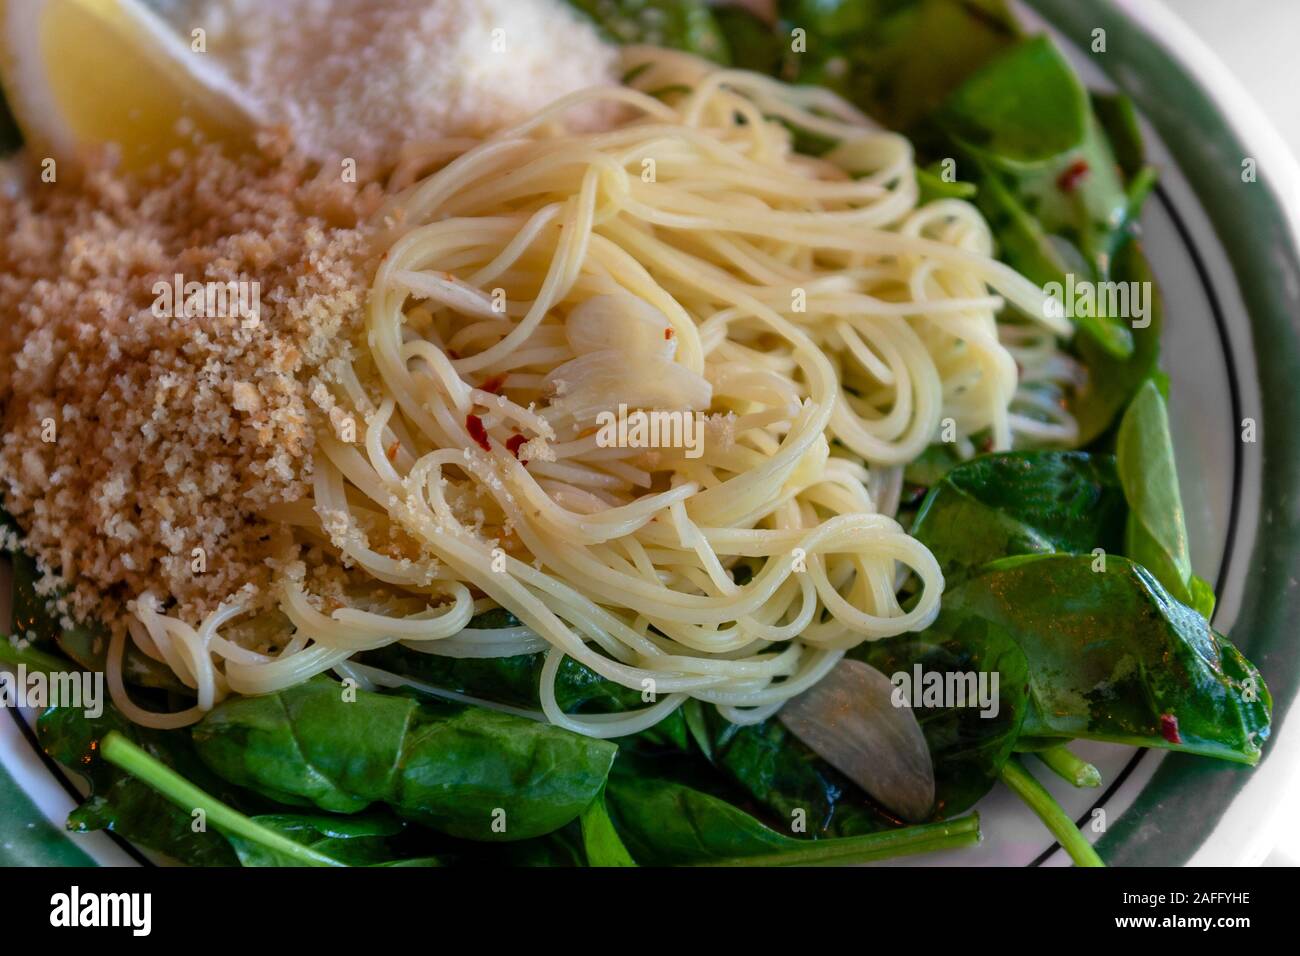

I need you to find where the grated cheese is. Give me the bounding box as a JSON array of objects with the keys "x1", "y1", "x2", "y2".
[{"x1": 187, "y1": 0, "x2": 619, "y2": 170}]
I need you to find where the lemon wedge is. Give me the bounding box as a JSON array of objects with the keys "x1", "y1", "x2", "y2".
[{"x1": 0, "y1": 0, "x2": 259, "y2": 170}]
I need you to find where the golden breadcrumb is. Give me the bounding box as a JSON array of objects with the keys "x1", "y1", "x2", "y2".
[{"x1": 0, "y1": 137, "x2": 383, "y2": 631}]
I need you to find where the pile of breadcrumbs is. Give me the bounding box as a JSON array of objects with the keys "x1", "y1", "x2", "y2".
[{"x1": 0, "y1": 137, "x2": 383, "y2": 631}]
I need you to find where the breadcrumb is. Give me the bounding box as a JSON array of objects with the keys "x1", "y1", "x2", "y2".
[{"x1": 0, "y1": 139, "x2": 383, "y2": 631}]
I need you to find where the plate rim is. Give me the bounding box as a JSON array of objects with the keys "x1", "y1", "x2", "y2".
[{"x1": 2, "y1": 0, "x2": 1299, "y2": 867}]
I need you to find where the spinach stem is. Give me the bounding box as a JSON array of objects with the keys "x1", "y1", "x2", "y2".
[
  {"x1": 99, "y1": 731, "x2": 343, "y2": 867},
  {"x1": 1124, "y1": 166, "x2": 1158, "y2": 222},
  {"x1": 698, "y1": 813, "x2": 981, "y2": 867},
  {"x1": 1036, "y1": 744, "x2": 1102, "y2": 788},
  {"x1": 0, "y1": 638, "x2": 74, "y2": 674},
  {"x1": 1000, "y1": 757, "x2": 1104, "y2": 867}
]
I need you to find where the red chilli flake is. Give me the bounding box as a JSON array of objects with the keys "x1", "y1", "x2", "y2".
[
  {"x1": 1159, "y1": 713, "x2": 1182, "y2": 744},
  {"x1": 479, "y1": 374, "x2": 507, "y2": 394},
  {"x1": 506, "y1": 434, "x2": 528, "y2": 463},
  {"x1": 465, "y1": 414, "x2": 492, "y2": 452},
  {"x1": 1056, "y1": 159, "x2": 1090, "y2": 193},
  {"x1": 664, "y1": 327, "x2": 675, "y2": 340}
]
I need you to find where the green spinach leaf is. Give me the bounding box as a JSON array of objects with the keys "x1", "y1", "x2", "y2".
[
  {"x1": 937, "y1": 37, "x2": 1146, "y2": 358},
  {"x1": 1091, "y1": 92, "x2": 1146, "y2": 181},
  {"x1": 55, "y1": 625, "x2": 190, "y2": 694},
  {"x1": 910, "y1": 450, "x2": 1127, "y2": 581},
  {"x1": 777, "y1": 0, "x2": 1021, "y2": 133},
  {"x1": 940, "y1": 555, "x2": 1270, "y2": 763},
  {"x1": 38, "y1": 704, "x2": 249, "y2": 866},
  {"x1": 361, "y1": 615, "x2": 688, "y2": 750},
  {"x1": 192, "y1": 676, "x2": 618, "y2": 841},
  {"x1": 226, "y1": 813, "x2": 411, "y2": 867},
  {"x1": 1116, "y1": 378, "x2": 1216, "y2": 618},
  {"x1": 604, "y1": 760, "x2": 979, "y2": 865},
  {"x1": 578, "y1": 787, "x2": 637, "y2": 866},
  {"x1": 567, "y1": 0, "x2": 730, "y2": 63},
  {"x1": 710, "y1": 4, "x2": 782, "y2": 75},
  {"x1": 850, "y1": 613, "x2": 1030, "y2": 817},
  {"x1": 917, "y1": 163, "x2": 978, "y2": 203},
  {"x1": 937, "y1": 34, "x2": 1087, "y2": 162},
  {"x1": 1069, "y1": 241, "x2": 1164, "y2": 446},
  {"x1": 5, "y1": 535, "x2": 62, "y2": 649},
  {"x1": 3, "y1": 509, "x2": 186, "y2": 691},
  {"x1": 699, "y1": 709, "x2": 898, "y2": 837}
]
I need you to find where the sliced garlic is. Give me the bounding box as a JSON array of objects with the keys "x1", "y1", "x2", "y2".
[{"x1": 563, "y1": 293, "x2": 676, "y2": 359}]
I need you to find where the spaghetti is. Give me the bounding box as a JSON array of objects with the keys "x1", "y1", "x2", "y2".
[{"x1": 113, "y1": 46, "x2": 1075, "y2": 735}]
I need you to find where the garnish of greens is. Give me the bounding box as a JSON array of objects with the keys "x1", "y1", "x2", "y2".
[{"x1": 0, "y1": 0, "x2": 1273, "y2": 867}]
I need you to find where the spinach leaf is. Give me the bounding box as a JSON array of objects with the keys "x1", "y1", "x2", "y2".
[
  {"x1": 940, "y1": 555, "x2": 1271, "y2": 764},
  {"x1": 192, "y1": 676, "x2": 618, "y2": 841},
  {"x1": 910, "y1": 450, "x2": 1127, "y2": 581},
  {"x1": 226, "y1": 813, "x2": 411, "y2": 867},
  {"x1": 937, "y1": 34, "x2": 1087, "y2": 162},
  {"x1": 604, "y1": 761, "x2": 979, "y2": 865},
  {"x1": 1092, "y1": 93, "x2": 1160, "y2": 238},
  {"x1": 5, "y1": 533, "x2": 62, "y2": 649},
  {"x1": 55, "y1": 625, "x2": 190, "y2": 694},
  {"x1": 681, "y1": 698, "x2": 713, "y2": 761},
  {"x1": 3, "y1": 509, "x2": 186, "y2": 691},
  {"x1": 710, "y1": 5, "x2": 783, "y2": 76},
  {"x1": 362, "y1": 644, "x2": 631, "y2": 715},
  {"x1": 917, "y1": 163, "x2": 978, "y2": 203},
  {"x1": 425, "y1": 819, "x2": 593, "y2": 867},
  {"x1": 699, "y1": 709, "x2": 899, "y2": 837},
  {"x1": 970, "y1": 154, "x2": 1135, "y2": 356},
  {"x1": 484, "y1": 825, "x2": 589, "y2": 867},
  {"x1": 38, "y1": 703, "x2": 248, "y2": 866},
  {"x1": 362, "y1": 630, "x2": 688, "y2": 750},
  {"x1": 1069, "y1": 241, "x2": 1164, "y2": 446},
  {"x1": 901, "y1": 442, "x2": 963, "y2": 487},
  {"x1": 1091, "y1": 92, "x2": 1147, "y2": 181},
  {"x1": 850, "y1": 612, "x2": 1030, "y2": 817},
  {"x1": 578, "y1": 787, "x2": 637, "y2": 866},
  {"x1": 567, "y1": 0, "x2": 730, "y2": 63},
  {"x1": 778, "y1": 0, "x2": 1021, "y2": 133},
  {"x1": 938, "y1": 37, "x2": 1138, "y2": 357},
  {"x1": 605, "y1": 767, "x2": 796, "y2": 864},
  {"x1": 95, "y1": 729, "x2": 374, "y2": 866},
  {"x1": 1010, "y1": 113, "x2": 1134, "y2": 328},
  {"x1": 362, "y1": 644, "x2": 543, "y2": 711},
  {"x1": 376, "y1": 858, "x2": 443, "y2": 867},
  {"x1": 1116, "y1": 379, "x2": 1216, "y2": 618},
  {"x1": 1089, "y1": 92, "x2": 1159, "y2": 230},
  {"x1": 0, "y1": 637, "x2": 71, "y2": 674}
]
